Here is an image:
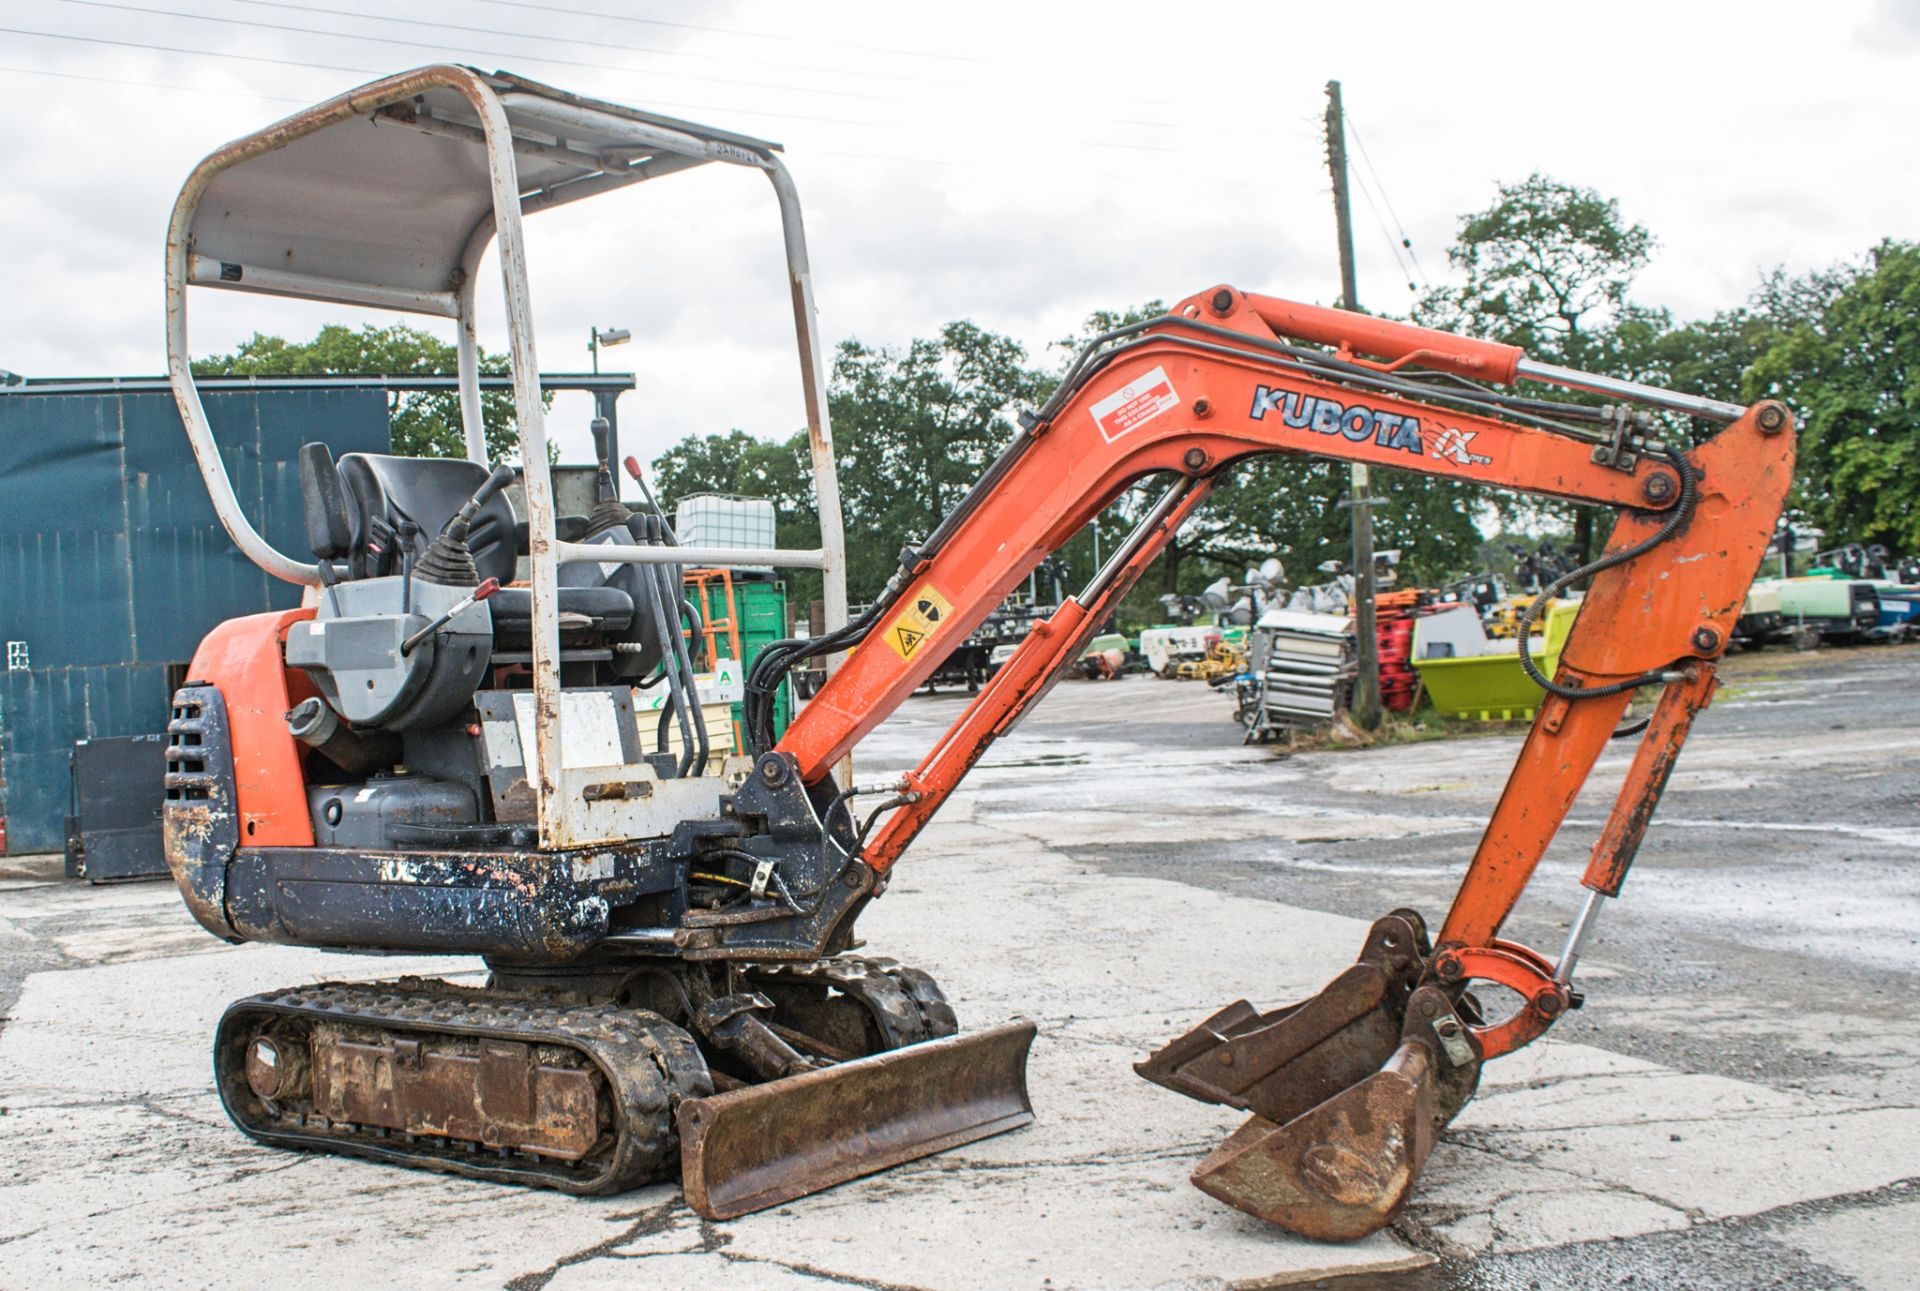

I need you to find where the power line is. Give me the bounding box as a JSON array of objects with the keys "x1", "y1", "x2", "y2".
[
  {"x1": 1344, "y1": 111, "x2": 1431, "y2": 289},
  {"x1": 0, "y1": 28, "x2": 909, "y2": 133},
  {"x1": 101, "y1": 0, "x2": 1182, "y2": 132},
  {"x1": 466, "y1": 0, "x2": 984, "y2": 65},
  {"x1": 1347, "y1": 154, "x2": 1420, "y2": 293},
  {"x1": 0, "y1": 26, "x2": 1285, "y2": 190},
  {"x1": 0, "y1": 26, "x2": 1040, "y2": 148},
  {"x1": 53, "y1": 0, "x2": 903, "y2": 104},
  {"x1": 217, "y1": 0, "x2": 970, "y2": 90},
  {"x1": 0, "y1": 23, "x2": 377, "y2": 76},
  {"x1": 0, "y1": 61, "x2": 307, "y2": 103},
  {"x1": 20, "y1": 7, "x2": 1227, "y2": 163}
]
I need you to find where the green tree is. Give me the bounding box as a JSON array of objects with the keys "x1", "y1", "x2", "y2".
[
  {"x1": 1417, "y1": 174, "x2": 1664, "y2": 561},
  {"x1": 1652, "y1": 264, "x2": 1848, "y2": 404},
  {"x1": 827, "y1": 321, "x2": 1051, "y2": 598},
  {"x1": 194, "y1": 323, "x2": 522, "y2": 460},
  {"x1": 647, "y1": 323, "x2": 1049, "y2": 607},
  {"x1": 650, "y1": 428, "x2": 823, "y2": 605},
  {"x1": 1419, "y1": 173, "x2": 1654, "y2": 364},
  {"x1": 1751, "y1": 241, "x2": 1920, "y2": 550}
]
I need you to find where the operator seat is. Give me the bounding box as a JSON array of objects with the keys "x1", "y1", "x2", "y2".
[
  {"x1": 335, "y1": 452, "x2": 518, "y2": 584},
  {"x1": 299, "y1": 445, "x2": 635, "y2": 637}
]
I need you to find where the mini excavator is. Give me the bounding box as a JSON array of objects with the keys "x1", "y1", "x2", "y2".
[{"x1": 161, "y1": 69, "x2": 1793, "y2": 1239}]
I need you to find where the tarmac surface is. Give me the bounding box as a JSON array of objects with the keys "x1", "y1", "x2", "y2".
[{"x1": 1, "y1": 641, "x2": 1915, "y2": 1289}]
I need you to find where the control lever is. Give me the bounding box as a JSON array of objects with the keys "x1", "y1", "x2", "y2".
[
  {"x1": 449, "y1": 466, "x2": 517, "y2": 537},
  {"x1": 416, "y1": 466, "x2": 514, "y2": 587},
  {"x1": 579, "y1": 417, "x2": 633, "y2": 539},
  {"x1": 623, "y1": 456, "x2": 677, "y2": 546},
  {"x1": 396, "y1": 519, "x2": 419, "y2": 615},
  {"x1": 400, "y1": 577, "x2": 500, "y2": 655},
  {"x1": 590, "y1": 416, "x2": 616, "y2": 504}
]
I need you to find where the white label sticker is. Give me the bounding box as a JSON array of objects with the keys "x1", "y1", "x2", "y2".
[
  {"x1": 1089, "y1": 366, "x2": 1181, "y2": 442},
  {"x1": 510, "y1": 690, "x2": 626, "y2": 769}
]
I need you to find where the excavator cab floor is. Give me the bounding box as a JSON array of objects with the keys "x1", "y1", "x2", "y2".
[{"x1": 1137, "y1": 913, "x2": 1484, "y2": 1241}]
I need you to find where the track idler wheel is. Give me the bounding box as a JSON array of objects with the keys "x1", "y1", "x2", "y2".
[{"x1": 1136, "y1": 914, "x2": 1485, "y2": 1241}]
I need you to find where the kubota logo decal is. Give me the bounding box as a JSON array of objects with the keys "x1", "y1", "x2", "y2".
[
  {"x1": 1247, "y1": 387, "x2": 1495, "y2": 468},
  {"x1": 1432, "y1": 427, "x2": 1492, "y2": 466},
  {"x1": 1249, "y1": 387, "x2": 1427, "y2": 455}
]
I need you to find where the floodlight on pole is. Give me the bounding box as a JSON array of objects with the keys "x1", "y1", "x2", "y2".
[{"x1": 589, "y1": 326, "x2": 631, "y2": 373}]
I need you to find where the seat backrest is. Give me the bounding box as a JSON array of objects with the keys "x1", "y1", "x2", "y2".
[{"x1": 336, "y1": 453, "x2": 517, "y2": 585}]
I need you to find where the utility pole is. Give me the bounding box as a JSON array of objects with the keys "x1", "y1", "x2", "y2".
[{"x1": 1324, "y1": 79, "x2": 1381, "y2": 731}]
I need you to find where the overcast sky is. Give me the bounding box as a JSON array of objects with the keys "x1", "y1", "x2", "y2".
[{"x1": 3, "y1": 0, "x2": 1916, "y2": 467}]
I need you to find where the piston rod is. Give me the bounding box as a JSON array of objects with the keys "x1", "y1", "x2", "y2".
[
  {"x1": 1517, "y1": 358, "x2": 1746, "y2": 424},
  {"x1": 1554, "y1": 888, "x2": 1610, "y2": 984}
]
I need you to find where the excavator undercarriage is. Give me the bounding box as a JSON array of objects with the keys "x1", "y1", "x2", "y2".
[
  {"x1": 159, "y1": 66, "x2": 1794, "y2": 1242},
  {"x1": 213, "y1": 960, "x2": 1033, "y2": 1211}
]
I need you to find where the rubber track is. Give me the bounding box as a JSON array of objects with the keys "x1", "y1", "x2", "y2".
[{"x1": 214, "y1": 977, "x2": 712, "y2": 1194}]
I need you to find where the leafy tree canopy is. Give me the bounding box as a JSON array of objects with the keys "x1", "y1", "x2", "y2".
[
  {"x1": 1419, "y1": 173, "x2": 1654, "y2": 366},
  {"x1": 649, "y1": 428, "x2": 824, "y2": 606},
  {"x1": 1751, "y1": 241, "x2": 1920, "y2": 550},
  {"x1": 826, "y1": 321, "x2": 1051, "y2": 597},
  {"x1": 194, "y1": 323, "x2": 522, "y2": 461},
  {"x1": 1416, "y1": 175, "x2": 1665, "y2": 560},
  {"x1": 643, "y1": 185, "x2": 1920, "y2": 626}
]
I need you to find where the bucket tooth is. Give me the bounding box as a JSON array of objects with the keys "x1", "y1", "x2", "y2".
[
  {"x1": 680, "y1": 1019, "x2": 1036, "y2": 1220},
  {"x1": 1190, "y1": 1038, "x2": 1435, "y2": 1242},
  {"x1": 1136, "y1": 914, "x2": 1425, "y2": 1127},
  {"x1": 1135, "y1": 963, "x2": 1404, "y2": 1127}
]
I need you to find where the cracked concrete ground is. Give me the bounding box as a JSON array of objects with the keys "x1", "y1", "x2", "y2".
[{"x1": 1, "y1": 642, "x2": 1914, "y2": 1289}]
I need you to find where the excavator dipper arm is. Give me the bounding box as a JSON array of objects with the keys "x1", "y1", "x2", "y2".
[{"x1": 769, "y1": 284, "x2": 1794, "y2": 1238}]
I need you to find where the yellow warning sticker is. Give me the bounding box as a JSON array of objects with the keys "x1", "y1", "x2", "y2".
[{"x1": 884, "y1": 583, "x2": 955, "y2": 661}]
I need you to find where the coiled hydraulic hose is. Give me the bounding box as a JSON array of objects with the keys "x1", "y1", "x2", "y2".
[{"x1": 1515, "y1": 444, "x2": 1700, "y2": 705}]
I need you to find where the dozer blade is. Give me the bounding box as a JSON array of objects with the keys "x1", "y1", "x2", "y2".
[
  {"x1": 679, "y1": 1018, "x2": 1037, "y2": 1220},
  {"x1": 1191, "y1": 1038, "x2": 1435, "y2": 1242}
]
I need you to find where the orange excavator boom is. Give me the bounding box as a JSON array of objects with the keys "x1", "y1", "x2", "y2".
[{"x1": 744, "y1": 284, "x2": 1792, "y2": 1236}]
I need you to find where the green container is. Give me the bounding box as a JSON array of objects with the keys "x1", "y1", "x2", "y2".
[
  {"x1": 700, "y1": 579, "x2": 791, "y2": 741},
  {"x1": 1413, "y1": 601, "x2": 1580, "y2": 722},
  {"x1": 1774, "y1": 577, "x2": 1861, "y2": 619}
]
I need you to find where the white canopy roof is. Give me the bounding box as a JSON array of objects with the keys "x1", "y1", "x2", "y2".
[{"x1": 177, "y1": 66, "x2": 783, "y2": 314}]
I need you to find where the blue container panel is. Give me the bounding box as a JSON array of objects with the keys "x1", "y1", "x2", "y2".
[
  {"x1": 0, "y1": 664, "x2": 172, "y2": 853},
  {"x1": 0, "y1": 387, "x2": 390, "y2": 852}
]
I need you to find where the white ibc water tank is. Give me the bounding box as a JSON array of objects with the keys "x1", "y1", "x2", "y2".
[{"x1": 674, "y1": 494, "x2": 777, "y2": 566}]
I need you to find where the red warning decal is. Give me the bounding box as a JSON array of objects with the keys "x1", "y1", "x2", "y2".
[{"x1": 1089, "y1": 366, "x2": 1181, "y2": 443}]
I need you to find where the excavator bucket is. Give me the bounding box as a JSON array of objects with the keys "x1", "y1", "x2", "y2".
[
  {"x1": 679, "y1": 1019, "x2": 1038, "y2": 1219},
  {"x1": 1187, "y1": 1039, "x2": 1435, "y2": 1241},
  {"x1": 1137, "y1": 914, "x2": 1482, "y2": 1241}
]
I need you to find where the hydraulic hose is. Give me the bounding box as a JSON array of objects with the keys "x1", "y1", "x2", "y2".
[
  {"x1": 1515, "y1": 446, "x2": 1700, "y2": 702},
  {"x1": 653, "y1": 561, "x2": 707, "y2": 776},
  {"x1": 633, "y1": 548, "x2": 697, "y2": 776},
  {"x1": 673, "y1": 593, "x2": 710, "y2": 772}
]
